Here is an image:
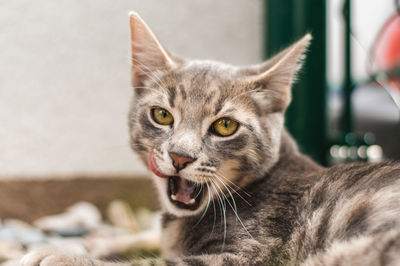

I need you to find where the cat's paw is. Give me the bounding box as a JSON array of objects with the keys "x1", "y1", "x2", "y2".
[{"x1": 21, "y1": 249, "x2": 101, "y2": 266}]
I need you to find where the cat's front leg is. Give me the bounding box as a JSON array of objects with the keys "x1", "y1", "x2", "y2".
[
  {"x1": 20, "y1": 249, "x2": 128, "y2": 266},
  {"x1": 21, "y1": 251, "x2": 262, "y2": 266},
  {"x1": 124, "y1": 254, "x2": 258, "y2": 266},
  {"x1": 164, "y1": 253, "x2": 252, "y2": 266},
  {"x1": 160, "y1": 238, "x2": 268, "y2": 266}
]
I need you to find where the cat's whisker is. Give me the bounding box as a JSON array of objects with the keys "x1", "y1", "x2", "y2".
[
  {"x1": 215, "y1": 172, "x2": 253, "y2": 206},
  {"x1": 129, "y1": 143, "x2": 152, "y2": 153},
  {"x1": 131, "y1": 57, "x2": 167, "y2": 89},
  {"x1": 230, "y1": 87, "x2": 264, "y2": 102},
  {"x1": 213, "y1": 176, "x2": 254, "y2": 240},
  {"x1": 210, "y1": 181, "x2": 226, "y2": 249},
  {"x1": 195, "y1": 186, "x2": 203, "y2": 200},
  {"x1": 129, "y1": 143, "x2": 151, "y2": 148},
  {"x1": 193, "y1": 180, "x2": 210, "y2": 229},
  {"x1": 213, "y1": 174, "x2": 237, "y2": 214},
  {"x1": 214, "y1": 172, "x2": 245, "y2": 195},
  {"x1": 133, "y1": 64, "x2": 164, "y2": 89},
  {"x1": 197, "y1": 155, "x2": 252, "y2": 206},
  {"x1": 195, "y1": 151, "x2": 251, "y2": 198},
  {"x1": 138, "y1": 62, "x2": 168, "y2": 89},
  {"x1": 134, "y1": 66, "x2": 164, "y2": 89},
  {"x1": 211, "y1": 191, "x2": 217, "y2": 235},
  {"x1": 198, "y1": 154, "x2": 251, "y2": 202},
  {"x1": 217, "y1": 171, "x2": 251, "y2": 197},
  {"x1": 211, "y1": 181, "x2": 226, "y2": 218},
  {"x1": 133, "y1": 86, "x2": 165, "y2": 96},
  {"x1": 200, "y1": 142, "x2": 252, "y2": 201},
  {"x1": 211, "y1": 183, "x2": 223, "y2": 229}
]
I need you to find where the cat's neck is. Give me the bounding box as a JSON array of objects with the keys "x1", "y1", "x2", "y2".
[{"x1": 270, "y1": 129, "x2": 323, "y2": 176}]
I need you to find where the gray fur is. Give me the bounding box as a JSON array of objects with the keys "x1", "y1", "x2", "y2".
[
  {"x1": 20, "y1": 12, "x2": 400, "y2": 266},
  {"x1": 125, "y1": 13, "x2": 400, "y2": 266}
]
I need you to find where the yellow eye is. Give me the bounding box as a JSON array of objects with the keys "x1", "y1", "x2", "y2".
[
  {"x1": 211, "y1": 117, "x2": 239, "y2": 137},
  {"x1": 152, "y1": 107, "x2": 174, "y2": 125}
]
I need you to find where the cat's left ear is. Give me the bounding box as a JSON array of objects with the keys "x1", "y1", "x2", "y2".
[
  {"x1": 241, "y1": 34, "x2": 312, "y2": 113},
  {"x1": 129, "y1": 11, "x2": 178, "y2": 87}
]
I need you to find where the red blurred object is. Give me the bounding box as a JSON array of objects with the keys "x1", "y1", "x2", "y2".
[
  {"x1": 372, "y1": 13, "x2": 400, "y2": 71},
  {"x1": 388, "y1": 77, "x2": 400, "y2": 93}
]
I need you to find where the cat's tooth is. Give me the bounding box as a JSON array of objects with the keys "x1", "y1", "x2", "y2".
[
  {"x1": 171, "y1": 194, "x2": 177, "y2": 201},
  {"x1": 189, "y1": 198, "x2": 195, "y2": 205}
]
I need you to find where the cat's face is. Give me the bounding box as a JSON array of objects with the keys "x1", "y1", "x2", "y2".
[
  {"x1": 128, "y1": 12, "x2": 310, "y2": 217},
  {"x1": 129, "y1": 61, "x2": 285, "y2": 216}
]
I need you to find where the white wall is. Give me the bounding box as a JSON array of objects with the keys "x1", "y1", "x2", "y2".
[
  {"x1": 0, "y1": 0, "x2": 263, "y2": 177},
  {"x1": 3, "y1": 0, "x2": 393, "y2": 177}
]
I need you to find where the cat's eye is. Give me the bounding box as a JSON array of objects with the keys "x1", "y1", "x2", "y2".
[
  {"x1": 151, "y1": 107, "x2": 174, "y2": 125},
  {"x1": 211, "y1": 117, "x2": 239, "y2": 137}
]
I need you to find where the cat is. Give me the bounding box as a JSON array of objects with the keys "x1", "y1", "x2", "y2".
[{"x1": 21, "y1": 11, "x2": 400, "y2": 266}]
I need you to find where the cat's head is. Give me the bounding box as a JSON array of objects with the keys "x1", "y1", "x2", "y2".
[{"x1": 128, "y1": 12, "x2": 311, "y2": 217}]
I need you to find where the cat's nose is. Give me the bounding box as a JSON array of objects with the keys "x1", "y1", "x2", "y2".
[{"x1": 169, "y1": 152, "x2": 197, "y2": 172}]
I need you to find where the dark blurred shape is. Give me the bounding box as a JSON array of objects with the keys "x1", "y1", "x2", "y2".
[{"x1": 264, "y1": 0, "x2": 327, "y2": 163}]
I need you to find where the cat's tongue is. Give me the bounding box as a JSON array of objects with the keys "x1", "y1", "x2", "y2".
[
  {"x1": 148, "y1": 149, "x2": 168, "y2": 178},
  {"x1": 169, "y1": 176, "x2": 198, "y2": 206}
]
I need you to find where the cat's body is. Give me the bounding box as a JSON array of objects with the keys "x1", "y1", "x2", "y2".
[
  {"x1": 159, "y1": 132, "x2": 400, "y2": 265},
  {"x1": 292, "y1": 159, "x2": 400, "y2": 266},
  {"x1": 159, "y1": 131, "x2": 323, "y2": 265},
  {"x1": 21, "y1": 12, "x2": 400, "y2": 266}
]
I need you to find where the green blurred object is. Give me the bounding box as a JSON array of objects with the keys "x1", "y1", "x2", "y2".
[
  {"x1": 264, "y1": 0, "x2": 327, "y2": 164},
  {"x1": 341, "y1": 0, "x2": 354, "y2": 135}
]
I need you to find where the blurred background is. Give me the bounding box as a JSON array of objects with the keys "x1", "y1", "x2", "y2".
[
  {"x1": 1, "y1": 0, "x2": 399, "y2": 179},
  {"x1": 1, "y1": 2, "x2": 399, "y2": 263}
]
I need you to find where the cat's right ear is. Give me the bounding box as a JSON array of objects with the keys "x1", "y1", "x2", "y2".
[
  {"x1": 129, "y1": 12, "x2": 177, "y2": 87},
  {"x1": 240, "y1": 34, "x2": 312, "y2": 113}
]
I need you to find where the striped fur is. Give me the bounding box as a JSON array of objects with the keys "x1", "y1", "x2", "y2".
[{"x1": 21, "y1": 11, "x2": 400, "y2": 266}]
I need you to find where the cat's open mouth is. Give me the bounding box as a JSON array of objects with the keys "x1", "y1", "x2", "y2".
[
  {"x1": 167, "y1": 176, "x2": 204, "y2": 210},
  {"x1": 147, "y1": 149, "x2": 205, "y2": 210}
]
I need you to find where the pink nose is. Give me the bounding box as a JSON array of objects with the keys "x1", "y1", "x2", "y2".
[{"x1": 169, "y1": 152, "x2": 196, "y2": 172}]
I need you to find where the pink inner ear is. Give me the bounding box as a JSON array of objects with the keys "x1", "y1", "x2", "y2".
[
  {"x1": 129, "y1": 12, "x2": 177, "y2": 87},
  {"x1": 129, "y1": 12, "x2": 175, "y2": 69}
]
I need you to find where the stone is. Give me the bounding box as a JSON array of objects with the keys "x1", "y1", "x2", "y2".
[
  {"x1": 0, "y1": 220, "x2": 46, "y2": 245},
  {"x1": 33, "y1": 202, "x2": 102, "y2": 235}
]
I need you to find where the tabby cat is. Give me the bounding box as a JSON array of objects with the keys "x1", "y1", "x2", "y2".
[{"x1": 22, "y1": 11, "x2": 400, "y2": 266}]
